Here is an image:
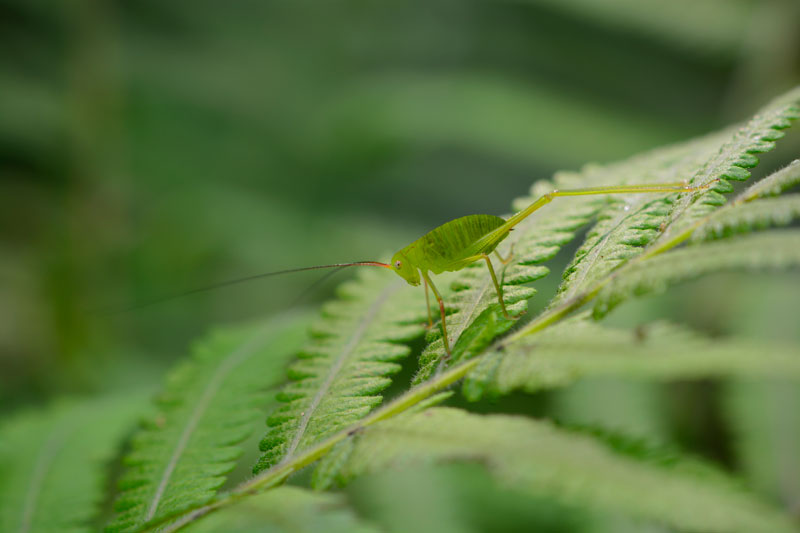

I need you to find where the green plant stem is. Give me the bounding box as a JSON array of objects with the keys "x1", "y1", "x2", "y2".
[{"x1": 151, "y1": 356, "x2": 481, "y2": 532}]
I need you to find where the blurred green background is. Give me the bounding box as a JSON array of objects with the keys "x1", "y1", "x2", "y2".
[{"x1": 2, "y1": 0, "x2": 799, "y2": 413}]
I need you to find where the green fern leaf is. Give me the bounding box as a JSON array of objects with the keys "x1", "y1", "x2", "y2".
[
  {"x1": 553, "y1": 91, "x2": 800, "y2": 305},
  {"x1": 593, "y1": 230, "x2": 800, "y2": 317},
  {"x1": 253, "y1": 269, "x2": 427, "y2": 474},
  {"x1": 107, "y1": 315, "x2": 310, "y2": 532},
  {"x1": 691, "y1": 160, "x2": 800, "y2": 241},
  {"x1": 0, "y1": 393, "x2": 148, "y2": 533},
  {"x1": 737, "y1": 159, "x2": 800, "y2": 201},
  {"x1": 332, "y1": 407, "x2": 796, "y2": 532},
  {"x1": 551, "y1": 145, "x2": 730, "y2": 305},
  {"x1": 182, "y1": 486, "x2": 378, "y2": 533},
  {"x1": 661, "y1": 89, "x2": 800, "y2": 237},
  {"x1": 692, "y1": 195, "x2": 800, "y2": 241},
  {"x1": 463, "y1": 315, "x2": 800, "y2": 401}
]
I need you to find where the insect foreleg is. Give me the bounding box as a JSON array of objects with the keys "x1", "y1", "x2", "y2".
[
  {"x1": 422, "y1": 271, "x2": 450, "y2": 356},
  {"x1": 494, "y1": 244, "x2": 514, "y2": 265},
  {"x1": 423, "y1": 276, "x2": 433, "y2": 327}
]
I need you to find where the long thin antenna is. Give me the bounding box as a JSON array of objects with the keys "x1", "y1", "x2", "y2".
[{"x1": 98, "y1": 261, "x2": 392, "y2": 315}]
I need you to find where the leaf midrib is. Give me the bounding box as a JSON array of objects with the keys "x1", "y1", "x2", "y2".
[
  {"x1": 558, "y1": 199, "x2": 640, "y2": 302},
  {"x1": 279, "y1": 280, "x2": 403, "y2": 465},
  {"x1": 144, "y1": 324, "x2": 280, "y2": 522}
]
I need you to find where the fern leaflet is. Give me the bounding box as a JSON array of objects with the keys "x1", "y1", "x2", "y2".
[
  {"x1": 554, "y1": 91, "x2": 799, "y2": 306},
  {"x1": 690, "y1": 160, "x2": 800, "y2": 241},
  {"x1": 181, "y1": 486, "x2": 378, "y2": 533},
  {"x1": 0, "y1": 393, "x2": 147, "y2": 533},
  {"x1": 660, "y1": 88, "x2": 800, "y2": 240},
  {"x1": 329, "y1": 407, "x2": 796, "y2": 532},
  {"x1": 593, "y1": 230, "x2": 800, "y2": 317},
  {"x1": 692, "y1": 195, "x2": 800, "y2": 241},
  {"x1": 107, "y1": 315, "x2": 310, "y2": 532},
  {"x1": 463, "y1": 314, "x2": 800, "y2": 401},
  {"x1": 254, "y1": 269, "x2": 427, "y2": 473},
  {"x1": 736, "y1": 158, "x2": 800, "y2": 200}
]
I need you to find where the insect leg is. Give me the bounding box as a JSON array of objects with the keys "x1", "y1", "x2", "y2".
[
  {"x1": 500, "y1": 179, "x2": 720, "y2": 231},
  {"x1": 422, "y1": 271, "x2": 450, "y2": 356},
  {"x1": 423, "y1": 276, "x2": 433, "y2": 327},
  {"x1": 459, "y1": 253, "x2": 512, "y2": 319},
  {"x1": 494, "y1": 244, "x2": 515, "y2": 265},
  {"x1": 481, "y1": 254, "x2": 510, "y2": 319}
]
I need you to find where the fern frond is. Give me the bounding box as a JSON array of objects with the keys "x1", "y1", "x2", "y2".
[
  {"x1": 0, "y1": 393, "x2": 147, "y2": 533},
  {"x1": 331, "y1": 407, "x2": 796, "y2": 532},
  {"x1": 254, "y1": 269, "x2": 427, "y2": 474},
  {"x1": 181, "y1": 486, "x2": 378, "y2": 533},
  {"x1": 463, "y1": 315, "x2": 800, "y2": 401},
  {"x1": 108, "y1": 315, "x2": 310, "y2": 532},
  {"x1": 593, "y1": 230, "x2": 800, "y2": 317}
]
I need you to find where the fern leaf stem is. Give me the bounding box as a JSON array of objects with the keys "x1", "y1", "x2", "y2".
[{"x1": 153, "y1": 357, "x2": 481, "y2": 533}]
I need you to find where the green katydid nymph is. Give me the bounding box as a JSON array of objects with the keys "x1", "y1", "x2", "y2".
[{"x1": 121, "y1": 179, "x2": 717, "y2": 355}]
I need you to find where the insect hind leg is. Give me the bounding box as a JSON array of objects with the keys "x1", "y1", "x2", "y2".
[{"x1": 463, "y1": 254, "x2": 512, "y2": 319}]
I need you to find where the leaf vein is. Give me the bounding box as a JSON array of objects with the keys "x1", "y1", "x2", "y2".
[
  {"x1": 144, "y1": 326, "x2": 278, "y2": 522},
  {"x1": 280, "y1": 281, "x2": 402, "y2": 464}
]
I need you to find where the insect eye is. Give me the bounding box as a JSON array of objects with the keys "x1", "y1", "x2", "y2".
[{"x1": 395, "y1": 260, "x2": 402, "y2": 268}]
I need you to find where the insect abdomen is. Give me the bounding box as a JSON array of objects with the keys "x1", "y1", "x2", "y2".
[{"x1": 403, "y1": 214, "x2": 506, "y2": 274}]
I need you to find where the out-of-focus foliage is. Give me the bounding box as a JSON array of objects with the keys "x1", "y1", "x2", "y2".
[
  {"x1": 0, "y1": 392, "x2": 150, "y2": 532},
  {"x1": 181, "y1": 486, "x2": 379, "y2": 533},
  {"x1": 2, "y1": 0, "x2": 799, "y2": 406},
  {"x1": 331, "y1": 407, "x2": 797, "y2": 532}
]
